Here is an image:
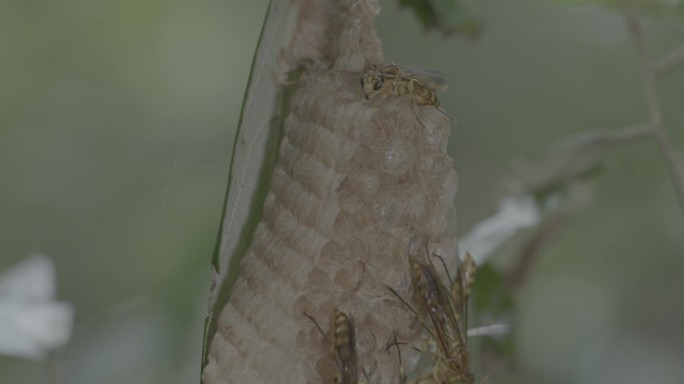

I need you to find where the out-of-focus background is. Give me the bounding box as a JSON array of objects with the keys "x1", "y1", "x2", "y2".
[{"x1": 1, "y1": 0, "x2": 683, "y2": 383}]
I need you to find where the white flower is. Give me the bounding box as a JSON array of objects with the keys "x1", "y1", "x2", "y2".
[
  {"x1": 460, "y1": 194, "x2": 541, "y2": 264},
  {"x1": 0, "y1": 254, "x2": 74, "y2": 360}
]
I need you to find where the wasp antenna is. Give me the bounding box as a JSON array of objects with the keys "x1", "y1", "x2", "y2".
[
  {"x1": 431, "y1": 253, "x2": 455, "y2": 287},
  {"x1": 386, "y1": 285, "x2": 436, "y2": 340},
  {"x1": 304, "y1": 312, "x2": 330, "y2": 344}
]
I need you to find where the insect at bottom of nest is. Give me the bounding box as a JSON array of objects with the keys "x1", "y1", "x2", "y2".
[
  {"x1": 387, "y1": 238, "x2": 479, "y2": 384},
  {"x1": 306, "y1": 308, "x2": 376, "y2": 384}
]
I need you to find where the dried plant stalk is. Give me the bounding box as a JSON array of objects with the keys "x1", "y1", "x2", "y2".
[{"x1": 202, "y1": 1, "x2": 459, "y2": 382}]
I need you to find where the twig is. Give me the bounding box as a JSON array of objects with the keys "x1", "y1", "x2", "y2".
[
  {"x1": 563, "y1": 123, "x2": 653, "y2": 150},
  {"x1": 655, "y1": 44, "x2": 684, "y2": 78},
  {"x1": 624, "y1": 4, "x2": 684, "y2": 218},
  {"x1": 44, "y1": 359, "x2": 61, "y2": 384},
  {"x1": 625, "y1": 13, "x2": 662, "y2": 126},
  {"x1": 507, "y1": 211, "x2": 569, "y2": 291},
  {"x1": 487, "y1": 5, "x2": 684, "y2": 292},
  {"x1": 503, "y1": 124, "x2": 654, "y2": 289}
]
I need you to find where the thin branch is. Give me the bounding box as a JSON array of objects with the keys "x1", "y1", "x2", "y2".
[
  {"x1": 502, "y1": 124, "x2": 653, "y2": 289},
  {"x1": 655, "y1": 44, "x2": 684, "y2": 78},
  {"x1": 567, "y1": 123, "x2": 654, "y2": 150},
  {"x1": 537, "y1": 123, "x2": 652, "y2": 194},
  {"x1": 507, "y1": 211, "x2": 569, "y2": 291},
  {"x1": 625, "y1": 6, "x2": 684, "y2": 218},
  {"x1": 625, "y1": 14, "x2": 662, "y2": 127},
  {"x1": 484, "y1": 6, "x2": 684, "y2": 291},
  {"x1": 653, "y1": 134, "x2": 684, "y2": 217}
]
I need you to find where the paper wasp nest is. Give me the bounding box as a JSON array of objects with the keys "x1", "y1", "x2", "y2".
[{"x1": 202, "y1": 1, "x2": 458, "y2": 383}]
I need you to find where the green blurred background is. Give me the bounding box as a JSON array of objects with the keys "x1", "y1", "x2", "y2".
[{"x1": 1, "y1": 0, "x2": 683, "y2": 383}]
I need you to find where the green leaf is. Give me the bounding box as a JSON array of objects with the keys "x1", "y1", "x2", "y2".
[
  {"x1": 202, "y1": 0, "x2": 299, "y2": 369},
  {"x1": 473, "y1": 264, "x2": 513, "y2": 315},
  {"x1": 472, "y1": 264, "x2": 516, "y2": 356}
]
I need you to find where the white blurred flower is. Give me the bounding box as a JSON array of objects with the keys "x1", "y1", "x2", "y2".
[
  {"x1": 460, "y1": 194, "x2": 541, "y2": 264},
  {"x1": 0, "y1": 254, "x2": 74, "y2": 360},
  {"x1": 467, "y1": 323, "x2": 511, "y2": 337}
]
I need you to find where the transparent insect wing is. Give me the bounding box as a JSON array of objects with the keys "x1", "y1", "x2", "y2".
[
  {"x1": 402, "y1": 238, "x2": 477, "y2": 384},
  {"x1": 407, "y1": 244, "x2": 462, "y2": 361},
  {"x1": 417, "y1": 265, "x2": 453, "y2": 359},
  {"x1": 427, "y1": 265, "x2": 462, "y2": 339},
  {"x1": 382, "y1": 64, "x2": 449, "y2": 93}
]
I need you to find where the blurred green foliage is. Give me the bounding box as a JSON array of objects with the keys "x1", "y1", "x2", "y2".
[
  {"x1": 544, "y1": 0, "x2": 684, "y2": 16},
  {"x1": 472, "y1": 265, "x2": 516, "y2": 357},
  {"x1": 399, "y1": 0, "x2": 480, "y2": 37}
]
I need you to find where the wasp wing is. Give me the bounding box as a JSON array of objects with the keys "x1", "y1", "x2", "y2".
[{"x1": 393, "y1": 65, "x2": 449, "y2": 92}]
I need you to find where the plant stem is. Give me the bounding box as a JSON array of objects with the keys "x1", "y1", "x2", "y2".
[
  {"x1": 655, "y1": 44, "x2": 684, "y2": 78},
  {"x1": 625, "y1": 6, "x2": 684, "y2": 219}
]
